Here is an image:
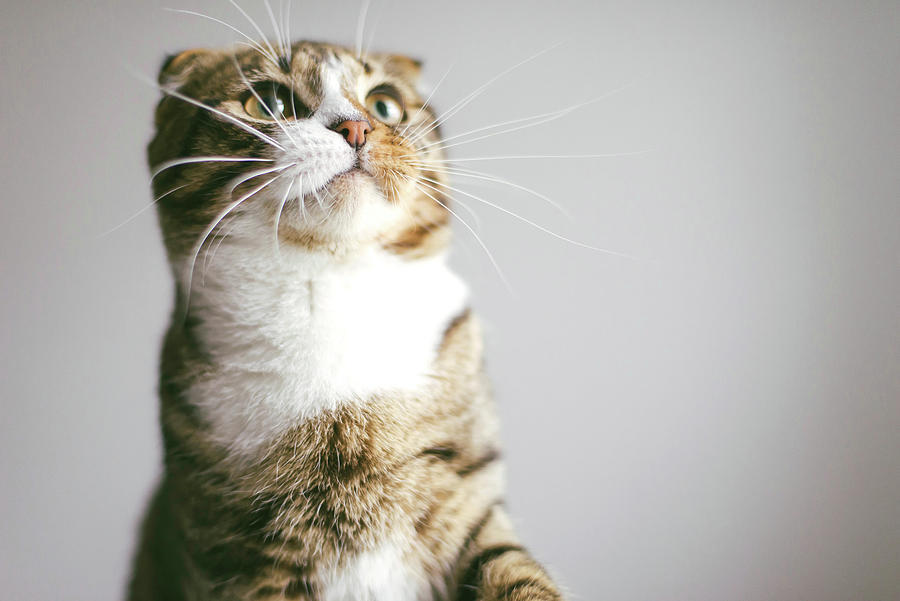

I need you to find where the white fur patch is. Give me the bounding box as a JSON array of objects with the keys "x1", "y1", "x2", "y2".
[
  {"x1": 187, "y1": 241, "x2": 468, "y2": 456},
  {"x1": 319, "y1": 542, "x2": 431, "y2": 601},
  {"x1": 314, "y1": 64, "x2": 366, "y2": 126}
]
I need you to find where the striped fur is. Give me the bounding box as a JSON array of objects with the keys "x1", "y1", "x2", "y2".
[{"x1": 129, "y1": 41, "x2": 563, "y2": 600}]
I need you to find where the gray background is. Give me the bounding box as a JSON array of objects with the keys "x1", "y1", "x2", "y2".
[{"x1": 1, "y1": 1, "x2": 898, "y2": 599}]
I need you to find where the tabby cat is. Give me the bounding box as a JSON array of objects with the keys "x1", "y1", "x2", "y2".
[{"x1": 128, "y1": 40, "x2": 564, "y2": 601}]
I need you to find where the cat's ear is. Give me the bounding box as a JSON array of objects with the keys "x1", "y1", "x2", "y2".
[
  {"x1": 377, "y1": 54, "x2": 423, "y2": 83},
  {"x1": 158, "y1": 48, "x2": 209, "y2": 86}
]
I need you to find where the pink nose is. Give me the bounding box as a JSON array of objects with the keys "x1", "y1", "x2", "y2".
[{"x1": 333, "y1": 119, "x2": 372, "y2": 149}]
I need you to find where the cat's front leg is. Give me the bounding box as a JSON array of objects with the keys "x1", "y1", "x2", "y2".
[{"x1": 454, "y1": 505, "x2": 563, "y2": 601}]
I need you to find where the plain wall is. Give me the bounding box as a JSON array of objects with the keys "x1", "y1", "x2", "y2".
[{"x1": 1, "y1": 1, "x2": 898, "y2": 599}]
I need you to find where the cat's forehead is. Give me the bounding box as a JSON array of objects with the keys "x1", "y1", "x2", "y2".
[
  {"x1": 171, "y1": 41, "x2": 415, "y2": 100},
  {"x1": 237, "y1": 42, "x2": 368, "y2": 83}
]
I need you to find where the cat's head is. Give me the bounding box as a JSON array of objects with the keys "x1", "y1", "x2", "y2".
[{"x1": 149, "y1": 41, "x2": 451, "y2": 282}]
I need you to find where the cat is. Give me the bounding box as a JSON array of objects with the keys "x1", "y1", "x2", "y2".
[{"x1": 127, "y1": 40, "x2": 564, "y2": 601}]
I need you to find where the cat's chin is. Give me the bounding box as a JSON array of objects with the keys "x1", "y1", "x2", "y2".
[
  {"x1": 326, "y1": 166, "x2": 369, "y2": 195},
  {"x1": 319, "y1": 166, "x2": 389, "y2": 211},
  {"x1": 274, "y1": 167, "x2": 405, "y2": 250}
]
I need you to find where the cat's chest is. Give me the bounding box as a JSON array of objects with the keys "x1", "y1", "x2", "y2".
[
  {"x1": 317, "y1": 542, "x2": 431, "y2": 601},
  {"x1": 188, "y1": 248, "x2": 468, "y2": 456}
]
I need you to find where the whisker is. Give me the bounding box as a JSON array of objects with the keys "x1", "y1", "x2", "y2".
[
  {"x1": 361, "y1": 0, "x2": 386, "y2": 58},
  {"x1": 182, "y1": 173, "x2": 285, "y2": 317},
  {"x1": 150, "y1": 156, "x2": 272, "y2": 181},
  {"x1": 416, "y1": 150, "x2": 650, "y2": 164},
  {"x1": 227, "y1": 0, "x2": 282, "y2": 63},
  {"x1": 282, "y1": 0, "x2": 293, "y2": 63},
  {"x1": 355, "y1": 0, "x2": 372, "y2": 59},
  {"x1": 229, "y1": 53, "x2": 297, "y2": 146},
  {"x1": 384, "y1": 166, "x2": 481, "y2": 228},
  {"x1": 148, "y1": 80, "x2": 287, "y2": 151},
  {"x1": 402, "y1": 175, "x2": 512, "y2": 292},
  {"x1": 312, "y1": 188, "x2": 326, "y2": 215},
  {"x1": 408, "y1": 43, "x2": 564, "y2": 145},
  {"x1": 295, "y1": 174, "x2": 307, "y2": 222},
  {"x1": 410, "y1": 163, "x2": 572, "y2": 220},
  {"x1": 202, "y1": 213, "x2": 242, "y2": 279},
  {"x1": 272, "y1": 176, "x2": 295, "y2": 258},
  {"x1": 416, "y1": 175, "x2": 639, "y2": 260},
  {"x1": 400, "y1": 63, "x2": 456, "y2": 140},
  {"x1": 411, "y1": 83, "x2": 634, "y2": 154},
  {"x1": 98, "y1": 185, "x2": 187, "y2": 237},
  {"x1": 163, "y1": 8, "x2": 279, "y2": 66},
  {"x1": 262, "y1": 0, "x2": 287, "y2": 58},
  {"x1": 226, "y1": 164, "x2": 291, "y2": 196}
]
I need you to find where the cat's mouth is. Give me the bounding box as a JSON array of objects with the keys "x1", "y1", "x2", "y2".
[
  {"x1": 315, "y1": 164, "x2": 374, "y2": 201},
  {"x1": 324, "y1": 160, "x2": 379, "y2": 190},
  {"x1": 330, "y1": 164, "x2": 368, "y2": 184}
]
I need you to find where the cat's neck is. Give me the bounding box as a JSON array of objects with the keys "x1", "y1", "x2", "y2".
[{"x1": 179, "y1": 239, "x2": 470, "y2": 456}]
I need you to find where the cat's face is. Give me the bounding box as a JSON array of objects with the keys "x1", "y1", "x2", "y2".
[{"x1": 149, "y1": 41, "x2": 451, "y2": 278}]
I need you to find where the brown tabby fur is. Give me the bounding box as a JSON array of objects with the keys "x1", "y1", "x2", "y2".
[{"x1": 128, "y1": 41, "x2": 563, "y2": 601}]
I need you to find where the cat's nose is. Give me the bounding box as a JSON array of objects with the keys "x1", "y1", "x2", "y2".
[{"x1": 332, "y1": 119, "x2": 372, "y2": 149}]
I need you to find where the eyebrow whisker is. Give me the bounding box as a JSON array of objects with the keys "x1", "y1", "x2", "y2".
[
  {"x1": 227, "y1": 0, "x2": 282, "y2": 65},
  {"x1": 355, "y1": 0, "x2": 372, "y2": 59},
  {"x1": 163, "y1": 8, "x2": 280, "y2": 67}
]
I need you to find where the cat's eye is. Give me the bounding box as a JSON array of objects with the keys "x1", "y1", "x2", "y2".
[
  {"x1": 243, "y1": 83, "x2": 301, "y2": 121},
  {"x1": 366, "y1": 86, "x2": 405, "y2": 126}
]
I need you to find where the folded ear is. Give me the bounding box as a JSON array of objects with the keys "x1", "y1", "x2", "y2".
[
  {"x1": 158, "y1": 48, "x2": 209, "y2": 86},
  {"x1": 376, "y1": 54, "x2": 423, "y2": 82}
]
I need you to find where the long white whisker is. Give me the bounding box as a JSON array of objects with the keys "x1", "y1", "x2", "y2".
[
  {"x1": 226, "y1": 164, "x2": 291, "y2": 196},
  {"x1": 412, "y1": 83, "x2": 634, "y2": 154},
  {"x1": 410, "y1": 163, "x2": 572, "y2": 220},
  {"x1": 272, "y1": 177, "x2": 295, "y2": 258},
  {"x1": 182, "y1": 173, "x2": 284, "y2": 315},
  {"x1": 148, "y1": 80, "x2": 287, "y2": 151},
  {"x1": 361, "y1": 0, "x2": 386, "y2": 58},
  {"x1": 400, "y1": 63, "x2": 456, "y2": 139},
  {"x1": 408, "y1": 43, "x2": 563, "y2": 144},
  {"x1": 312, "y1": 188, "x2": 326, "y2": 214},
  {"x1": 416, "y1": 176, "x2": 638, "y2": 260},
  {"x1": 150, "y1": 156, "x2": 272, "y2": 180},
  {"x1": 396, "y1": 168, "x2": 482, "y2": 229},
  {"x1": 282, "y1": 0, "x2": 293, "y2": 63},
  {"x1": 355, "y1": 0, "x2": 372, "y2": 59},
  {"x1": 227, "y1": 0, "x2": 281, "y2": 63},
  {"x1": 416, "y1": 151, "x2": 650, "y2": 164},
  {"x1": 229, "y1": 53, "x2": 297, "y2": 146},
  {"x1": 203, "y1": 213, "x2": 242, "y2": 278},
  {"x1": 163, "y1": 8, "x2": 279, "y2": 66},
  {"x1": 262, "y1": 0, "x2": 286, "y2": 58},
  {"x1": 403, "y1": 176, "x2": 512, "y2": 292},
  {"x1": 98, "y1": 185, "x2": 187, "y2": 237},
  {"x1": 295, "y1": 174, "x2": 307, "y2": 222}
]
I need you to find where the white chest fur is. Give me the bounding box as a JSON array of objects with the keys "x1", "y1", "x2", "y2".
[
  {"x1": 318, "y1": 542, "x2": 432, "y2": 601},
  {"x1": 187, "y1": 243, "x2": 469, "y2": 456}
]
